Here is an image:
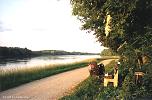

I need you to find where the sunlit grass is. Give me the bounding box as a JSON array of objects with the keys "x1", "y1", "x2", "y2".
[
  {"x1": 104, "y1": 60, "x2": 117, "y2": 72},
  {"x1": 0, "y1": 58, "x2": 102, "y2": 91}
]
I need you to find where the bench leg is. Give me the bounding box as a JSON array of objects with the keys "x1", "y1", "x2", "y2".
[{"x1": 104, "y1": 79, "x2": 108, "y2": 87}]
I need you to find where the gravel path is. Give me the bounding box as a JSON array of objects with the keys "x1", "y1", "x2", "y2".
[{"x1": 0, "y1": 59, "x2": 115, "y2": 100}]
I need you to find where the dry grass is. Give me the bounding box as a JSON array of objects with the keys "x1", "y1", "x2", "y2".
[{"x1": 0, "y1": 58, "x2": 101, "y2": 91}]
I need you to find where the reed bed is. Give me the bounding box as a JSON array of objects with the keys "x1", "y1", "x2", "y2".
[{"x1": 0, "y1": 58, "x2": 101, "y2": 91}]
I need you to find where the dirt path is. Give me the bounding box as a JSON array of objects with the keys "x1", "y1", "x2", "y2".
[{"x1": 0, "y1": 59, "x2": 115, "y2": 100}]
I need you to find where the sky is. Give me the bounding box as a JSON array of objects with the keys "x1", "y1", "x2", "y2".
[{"x1": 0, "y1": 0, "x2": 104, "y2": 53}]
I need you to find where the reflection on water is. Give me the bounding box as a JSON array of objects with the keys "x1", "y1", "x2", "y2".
[{"x1": 0, "y1": 55, "x2": 100, "y2": 70}]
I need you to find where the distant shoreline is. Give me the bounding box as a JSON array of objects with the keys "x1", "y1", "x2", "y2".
[{"x1": 0, "y1": 46, "x2": 100, "y2": 60}]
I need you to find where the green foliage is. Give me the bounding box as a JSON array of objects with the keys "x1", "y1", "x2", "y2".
[
  {"x1": 120, "y1": 73, "x2": 136, "y2": 99},
  {"x1": 0, "y1": 46, "x2": 32, "y2": 59},
  {"x1": 116, "y1": 60, "x2": 152, "y2": 99},
  {"x1": 97, "y1": 64, "x2": 152, "y2": 99},
  {"x1": 104, "y1": 60, "x2": 115, "y2": 73},
  {"x1": 70, "y1": 0, "x2": 152, "y2": 54},
  {"x1": 33, "y1": 50, "x2": 99, "y2": 56},
  {"x1": 101, "y1": 49, "x2": 118, "y2": 56},
  {"x1": 141, "y1": 74, "x2": 152, "y2": 97},
  {"x1": 96, "y1": 87, "x2": 119, "y2": 100}
]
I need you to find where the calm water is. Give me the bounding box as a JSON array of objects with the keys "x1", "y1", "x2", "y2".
[{"x1": 0, "y1": 55, "x2": 100, "y2": 70}]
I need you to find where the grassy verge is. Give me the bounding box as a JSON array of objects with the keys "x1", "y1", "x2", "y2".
[
  {"x1": 61, "y1": 60, "x2": 116, "y2": 100},
  {"x1": 104, "y1": 60, "x2": 116, "y2": 72},
  {"x1": 61, "y1": 60, "x2": 152, "y2": 100},
  {"x1": 101, "y1": 56, "x2": 120, "y2": 59},
  {"x1": 0, "y1": 58, "x2": 102, "y2": 91},
  {"x1": 61, "y1": 77, "x2": 103, "y2": 100}
]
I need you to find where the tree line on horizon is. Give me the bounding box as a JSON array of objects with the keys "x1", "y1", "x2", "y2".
[
  {"x1": 0, "y1": 46, "x2": 99, "y2": 59},
  {"x1": 0, "y1": 46, "x2": 32, "y2": 59}
]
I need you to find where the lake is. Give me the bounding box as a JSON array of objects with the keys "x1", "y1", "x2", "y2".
[{"x1": 0, "y1": 55, "x2": 100, "y2": 70}]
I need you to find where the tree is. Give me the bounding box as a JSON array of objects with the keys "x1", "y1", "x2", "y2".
[
  {"x1": 100, "y1": 49, "x2": 118, "y2": 56},
  {"x1": 70, "y1": 1, "x2": 152, "y2": 98},
  {"x1": 0, "y1": 46, "x2": 32, "y2": 59},
  {"x1": 70, "y1": 0, "x2": 152, "y2": 55}
]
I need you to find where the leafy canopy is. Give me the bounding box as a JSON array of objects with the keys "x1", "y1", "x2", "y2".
[{"x1": 70, "y1": 0, "x2": 152, "y2": 55}]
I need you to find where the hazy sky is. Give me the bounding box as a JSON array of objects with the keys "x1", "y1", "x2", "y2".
[{"x1": 0, "y1": 0, "x2": 104, "y2": 53}]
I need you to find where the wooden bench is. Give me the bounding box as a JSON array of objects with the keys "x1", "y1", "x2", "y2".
[{"x1": 104, "y1": 70, "x2": 118, "y2": 87}]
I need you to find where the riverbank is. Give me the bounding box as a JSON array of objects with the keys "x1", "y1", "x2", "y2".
[
  {"x1": 0, "y1": 58, "x2": 102, "y2": 91},
  {"x1": 0, "y1": 59, "x2": 115, "y2": 100}
]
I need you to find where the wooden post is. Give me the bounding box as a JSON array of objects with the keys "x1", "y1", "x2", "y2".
[{"x1": 134, "y1": 72, "x2": 144, "y2": 84}]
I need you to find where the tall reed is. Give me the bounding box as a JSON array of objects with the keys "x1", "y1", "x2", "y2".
[{"x1": 0, "y1": 58, "x2": 101, "y2": 91}]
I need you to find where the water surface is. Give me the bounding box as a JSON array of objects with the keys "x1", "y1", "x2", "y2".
[{"x1": 0, "y1": 55, "x2": 100, "y2": 70}]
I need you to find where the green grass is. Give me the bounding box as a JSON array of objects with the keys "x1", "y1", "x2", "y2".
[
  {"x1": 0, "y1": 58, "x2": 102, "y2": 92},
  {"x1": 61, "y1": 77, "x2": 104, "y2": 100},
  {"x1": 104, "y1": 60, "x2": 116, "y2": 72},
  {"x1": 60, "y1": 60, "x2": 116, "y2": 100}
]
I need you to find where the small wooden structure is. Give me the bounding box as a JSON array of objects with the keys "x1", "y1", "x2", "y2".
[
  {"x1": 104, "y1": 70, "x2": 118, "y2": 87},
  {"x1": 134, "y1": 71, "x2": 144, "y2": 84}
]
